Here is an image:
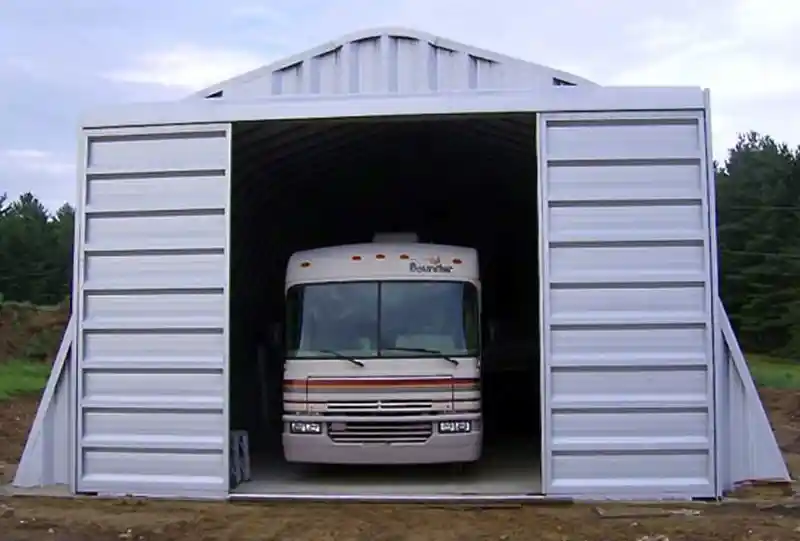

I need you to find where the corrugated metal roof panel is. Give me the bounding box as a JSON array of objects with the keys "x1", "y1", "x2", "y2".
[{"x1": 191, "y1": 27, "x2": 597, "y2": 100}]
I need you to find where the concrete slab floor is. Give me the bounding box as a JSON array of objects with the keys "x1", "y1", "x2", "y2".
[{"x1": 233, "y1": 439, "x2": 541, "y2": 496}]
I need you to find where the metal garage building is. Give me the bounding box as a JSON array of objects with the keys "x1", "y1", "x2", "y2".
[{"x1": 12, "y1": 27, "x2": 789, "y2": 501}]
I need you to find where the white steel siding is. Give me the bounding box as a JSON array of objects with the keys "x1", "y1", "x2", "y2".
[
  {"x1": 538, "y1": 111, "x2": 716, "y2": 498},
  {"x1": 75, "y1": 124, "x2": 230, "y2": 498}
]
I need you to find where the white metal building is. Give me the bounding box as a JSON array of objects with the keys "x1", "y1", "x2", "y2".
[{"x1": 12, "y1": 28, "x2": 789, "y2": 501}]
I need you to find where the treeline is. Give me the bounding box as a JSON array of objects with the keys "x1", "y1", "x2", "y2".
[
  {"x1": 0, "y1": 194, "x2": 74, "y2": 306},
  {"x1": 1, "y1": 132, "x2": 800, "y2": 357},
  {"x1": 717, "y1": 132, "x2": 800, "y2": 357}
]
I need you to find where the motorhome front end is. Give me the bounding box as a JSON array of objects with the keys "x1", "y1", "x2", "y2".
[{"x1": 282, "y1": 241, "x2": 482, "y2": 465}]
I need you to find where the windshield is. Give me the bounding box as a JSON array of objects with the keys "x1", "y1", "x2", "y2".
[{"x1": 285, "y1": 281, "x2": 480, "y2": 359}]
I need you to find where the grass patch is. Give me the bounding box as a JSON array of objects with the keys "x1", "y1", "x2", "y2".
[
  {"x1": 0, "y1": 359, "x2": 50, "y2": 400},
  {"x1": 748, "y1": 354, "x2": 800, "y2": 389}
]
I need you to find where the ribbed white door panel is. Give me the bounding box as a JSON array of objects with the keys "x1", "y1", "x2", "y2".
[
  {"x1": 538, "y1": 111, "x2": 716, "y2": 499},
  {"x1": 74, "y1": 124, "x2": 231, "y2": 498}
]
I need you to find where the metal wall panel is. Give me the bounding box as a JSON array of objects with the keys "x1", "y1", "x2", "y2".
[
  {"x1": 538, "y1": 111, "x2": 716, "y2": 499},
  {"x1": 716, "y1": 298, "x2": 791, "y2": 490},
  {"x1": 86, "y1": 173, "x2": 227, "y2": 213},
  {"x1": 74, "y1": 124, "x2": 231, "y2": 498}
]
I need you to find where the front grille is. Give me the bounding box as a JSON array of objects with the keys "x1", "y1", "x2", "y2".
[
  {"x1": 327, "y1": 420, "x2": 434, "y2": 444},
  {"x1": 323, "y1": 399, "x2": 436, "y2": 416}
]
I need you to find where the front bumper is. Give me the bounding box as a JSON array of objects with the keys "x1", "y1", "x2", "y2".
[{"x1": 282, "y1": 417, "x2": 482, "y2": 465}]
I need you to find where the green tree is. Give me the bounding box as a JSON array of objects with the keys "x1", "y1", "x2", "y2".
[{"x1": 716, "y1": 132, "x2": 800, "y2": 357}]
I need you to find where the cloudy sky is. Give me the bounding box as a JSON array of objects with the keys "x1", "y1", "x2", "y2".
[{"x1": 0, "y1": 0, "x2": 797, "y2": 210}]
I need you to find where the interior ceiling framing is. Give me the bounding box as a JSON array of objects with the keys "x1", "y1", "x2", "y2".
[
  {"x1": 227, "y1": 113, "x2": 540, "y2": 320},
  {"x1": 231, "y1": 114, "x2": 537, "y2": 216}
]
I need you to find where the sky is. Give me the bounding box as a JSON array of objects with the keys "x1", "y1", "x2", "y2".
[{"x1": 0, "y1": 0, "x2": 798, "y2": 210}]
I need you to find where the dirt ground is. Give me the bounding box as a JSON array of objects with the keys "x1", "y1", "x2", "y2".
[
  {"x1": 0, "y1": 301, "x2": 68, "y2": 364},
  {"x1": 2, "y1": 308, "x2": 800, "y2": 539},
  {"x1": 1, "y1": 497, "x2": 800, "y2": 541},
  {"x1": 761, "y1": 388, "x2": 800, "y2": 477},
  {"x1": 1, "y1": 389, "x2": 798, "y2": 540},
  {"x1": 0, "y1": 394, "x2": 39, "y2": 478}
]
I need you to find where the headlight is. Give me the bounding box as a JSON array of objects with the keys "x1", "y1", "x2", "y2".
[
  {"x1": 438, "y1": 421, "x2": 471, "y2": 433},
  {"x1": 290, "y1": 422, "x2": 322, "y2": 434}
]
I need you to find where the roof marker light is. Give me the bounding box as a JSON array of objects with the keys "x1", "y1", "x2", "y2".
[
  {"x1": 453, "y1": 258, "x2": 462, "y2": 264},
  {"x1": 352, "y1": 255, "x2": 362, "y2": 261},
  {"x1": 376, "y1": 254, "x2": 386, "y2": 260},
  {"x1": 300, "y1": 261, "x2": 311, "y2": 268},
  {"x1": 399, "y1": 254, "x2": 410, "y2": 260}
]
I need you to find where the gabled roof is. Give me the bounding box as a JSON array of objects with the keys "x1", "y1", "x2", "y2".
[{"x1": 191, "y1": 27, "x2": 597, "y2": 100}]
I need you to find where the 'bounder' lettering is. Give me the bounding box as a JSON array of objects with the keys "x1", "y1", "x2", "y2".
[{"x1": 409, "y1": 261, "x2": 454, "y2": 274}]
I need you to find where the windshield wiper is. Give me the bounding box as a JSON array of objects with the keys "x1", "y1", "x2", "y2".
[
  {"x1": 317, "y1": 349, "x2": 365, "y2": 367},
  {"x1": 383, "y1": 347, "x2": 460, "y2": 366}
]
